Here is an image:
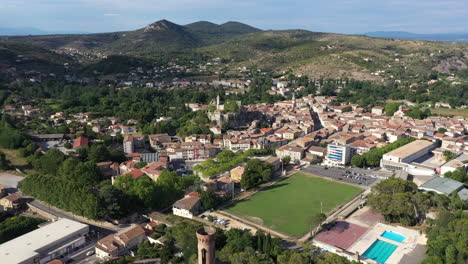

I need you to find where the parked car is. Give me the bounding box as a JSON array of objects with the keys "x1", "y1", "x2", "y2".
[{"x1": 86, "y1": 250, "x2": 95, "y2": 256}]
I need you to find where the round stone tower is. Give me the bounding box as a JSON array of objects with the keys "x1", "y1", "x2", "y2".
[{"x1": 196, "y1": 226, "x2": 216, "y2": 264}]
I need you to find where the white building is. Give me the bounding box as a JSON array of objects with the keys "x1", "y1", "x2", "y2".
[
  {"x1": 381, "y1": 140, "x2": 436, "y2": 171},
  {"x1": 172, "y1": 196, "x2": 201, "y2": 219},
  {"x1": 0, "y1": 218, "x2": 89, "y2": 264},
  {"x1": 325, "y1": 144, "x2": 353, "y2": 165}
]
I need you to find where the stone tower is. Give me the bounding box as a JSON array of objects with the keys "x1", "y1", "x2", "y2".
[{"x1": 196, "y1": 226, "x2": 216, "y2": 264}]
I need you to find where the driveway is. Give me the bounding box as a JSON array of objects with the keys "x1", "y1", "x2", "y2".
[
  {"x1": 0, "y1": 172, "x2": 24, "y2": 193},
  {"x1": 201, "y1": 211, "x2": 258, "y2": 234}
]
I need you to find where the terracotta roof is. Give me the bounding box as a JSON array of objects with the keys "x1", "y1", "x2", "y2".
[
  {"x1": 117, "y1": 225, "x2": 146, "y2": 244},
  {"x1": 186, "y1": 192, "x2": 200, "y2": 197},
  {"x1": 173, "y1": 196, "x2": 200, "y2": 211},
  {"x1": 128, "y1": 169, "x2": 145, "y2": 179},
  {"x1": 47, "y1": 260, "x2": 64, "y2": 264},
  {"x1": 96, "y1": 234, "x2": 120, "y2": 254},
  {"x1": 73, "y1": 136, "x2": 88, "y2": 149},
  {"x1": 3, "y1": 192, "x2": 22, "y2": 202},
  {"x1": 146, "y1": 221, "x2": 158, "y2": 228},
  {"x1": 217, "y1": 176, "x2": 233, "y2": 184}
]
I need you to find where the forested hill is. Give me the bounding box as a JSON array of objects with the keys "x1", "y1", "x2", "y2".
[
  {"x1": 0, "y1": 19, "x2": 261, "y2": 54},
  {"x1": 0, "y1": 20, "x2": 467, "y2": 83}
]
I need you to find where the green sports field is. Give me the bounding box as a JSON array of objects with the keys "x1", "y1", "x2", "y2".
[{"x1": 225, "y1": 173, "x2": 362, "y2": 237}]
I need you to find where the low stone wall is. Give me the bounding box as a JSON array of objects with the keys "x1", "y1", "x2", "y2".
[
  {"x1": 28, "y1": 202, "x2": 119, "y2": 230},
  {"x1": 27, "y1": 202, "x2": 57, "y2": 219}
]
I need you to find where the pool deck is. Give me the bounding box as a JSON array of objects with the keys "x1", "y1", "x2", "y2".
[{"x1": 348, "y1": 223, "x2": 427, "y2": 264}]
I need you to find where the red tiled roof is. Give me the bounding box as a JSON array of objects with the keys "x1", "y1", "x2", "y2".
[
  {"x1": 128, "y1": 169, "x2": 145, "y2": 179},
  {"x1": 73, "y1": 136, "x2": 88, "y2": 149},
  {"x1": 47, "y1": 260, "x2": 64, "y2": 264}
]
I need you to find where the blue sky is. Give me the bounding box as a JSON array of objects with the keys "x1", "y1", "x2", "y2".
[{"x1": 1, "y1": 0, "x2": 467, "y2": 34}]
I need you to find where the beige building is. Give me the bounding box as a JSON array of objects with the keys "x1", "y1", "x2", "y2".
[
  {"x1": 96, "y1": 225, "x2": 147, "y2": 260},
  {"x1": 0, "y1": 192, "x2": 24, "y2": 212},
  {"x1": 371, "y1": 106, "x2": 384, "y2": 115},
  {"x1": 381, "y1": 140, "x2": 436, "y2": 170},
  {"x1": 230, "y1": 166, "x2": 245, "y2": 182},
  {"x1": 276, "y1": 145, "x2": 305, "y2": 163}
]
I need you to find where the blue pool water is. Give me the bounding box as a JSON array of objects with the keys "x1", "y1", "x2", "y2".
[
  {"x1": 381, "y1": 230, "x2": 406, "y2": 242},
  {"x1": 363, "y1": 239, "x2": 398, "y2": 263}
]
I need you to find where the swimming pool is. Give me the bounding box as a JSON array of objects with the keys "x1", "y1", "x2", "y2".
[
  {"x1": 363, "y1": 239, "x2": 398, "y2": 263},
  {"x1": 381, "y1": 230, "x2": 406, "y2": 243}
]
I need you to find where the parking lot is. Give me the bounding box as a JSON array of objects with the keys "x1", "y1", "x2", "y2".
[
  {"x1": 200, "y1": 211, "x2": 258, "y2": 234},
  {"x1": 300, "y1": 165, "x2": 392, "y2": 187}
]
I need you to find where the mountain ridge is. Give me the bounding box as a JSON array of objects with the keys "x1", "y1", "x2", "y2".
[{"x1": 1, "y1": 19, "x2": 262, "y2": 53}]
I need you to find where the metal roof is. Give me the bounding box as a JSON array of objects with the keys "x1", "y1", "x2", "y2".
[
  {"x1": 0, "y1": 218, "x2": 88, "y2": 264},
  {"x1": 457, "y1": 188, "x2": 468, "y2": 201},
  {"x1": 419, "y1": 177, "x2": 463, "y2": 195}
]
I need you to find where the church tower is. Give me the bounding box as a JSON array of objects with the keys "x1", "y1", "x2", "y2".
[{"x1": 197, "y1": 226, "x2": 216, "y2": 264}]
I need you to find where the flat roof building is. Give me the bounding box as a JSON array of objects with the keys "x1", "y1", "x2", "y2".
[
  {"x1": 326, "y1": 144, "x2": 353, "y2": 166},
  {"x1": 383, "y1": 140, "x2": 435, "y2": 163},
  {"x1": 0, "y1": 218, "x2": 89, "y2": 264},
  {"x1": 381, "y1": 140, "x2": 436, "y2": 171}
]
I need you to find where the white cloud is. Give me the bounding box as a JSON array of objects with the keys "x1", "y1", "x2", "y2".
[{"x1": 103, "y1": 13, "x2": 120, "y2": 16}]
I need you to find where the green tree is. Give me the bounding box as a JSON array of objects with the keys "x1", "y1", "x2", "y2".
[
  {"x1": 444, "y1": 167, "x2": 467, "y2": 183},
  {"x1": 38, "y1": 148, "x2": 65, "y2": 175},
  {"x1": 0, "y1": 153, "x2": 9, "y2": 170},
  {"x1": 311, "y1": 213, "x2": 327, "y2": 228},
  {"x1": 0, "y1": 216, "x2": 45, "y2": 243},
  {"x1": 368, "y1": 177, "x2": 432, "y2": 225},
  {"x1": 437, "y1": 128, "x2": 447, "y2": 134},
  {"x1": 384, "y1": 102, "x2": 401, "y2": 116},
  {"x1": 350, "y1": 155, "x2": 365, "y2": 167},
  {"x1": 88, "y1": 144, "x2": 110, "y2": 163},
  {"x1": 241, "y1": 159, "x2": 272, "y2": 189},
  {"x1": 98, "y1": 185, "x2": 129, "y2": 220},
  {"x1": 0, "y1": 127, "x2": 26, "y2": 149},
  {"x1": 341, "y1": 106, "x2": 352, "y2": 112},
  {"x1": 200, "y1": 189, "x2": 219, "y2": 209},
  {"x1": 135, "y1": 161, "x2": 147, "y2": 169}
]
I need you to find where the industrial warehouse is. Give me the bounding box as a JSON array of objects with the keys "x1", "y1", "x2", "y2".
[{"x1": 0, "y1": 218, "x2": 89, "y2": 264}]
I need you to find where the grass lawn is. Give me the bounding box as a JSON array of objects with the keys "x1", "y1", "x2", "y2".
[
  {"x1": 428, "y1": 108, "x2": 468, "y2": 118},
  {"x1": 0, "y1": 148, "x2": 36, "y2": 174},
  {"x1": 226, "y1": 173, "x2": 362, "y2": 237}
]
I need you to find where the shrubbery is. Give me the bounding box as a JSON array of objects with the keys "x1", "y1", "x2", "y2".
[
  {"x1": 0, "y1": 216, "x2": 45, "y2": 243},
  {"x1": 194, "y1": 149, "x2": 268, "y2": 178}
]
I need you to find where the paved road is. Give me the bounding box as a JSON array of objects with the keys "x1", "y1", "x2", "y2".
[
  {"x1": 29, "y1": 200, "x2": 117, "y2": 235},
  {"x1": 28, "y1": 200, "x2": 114, "y2": 264},
  {"x1": 67, "y1": 241, "x2": 97, "y2": 264}
]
